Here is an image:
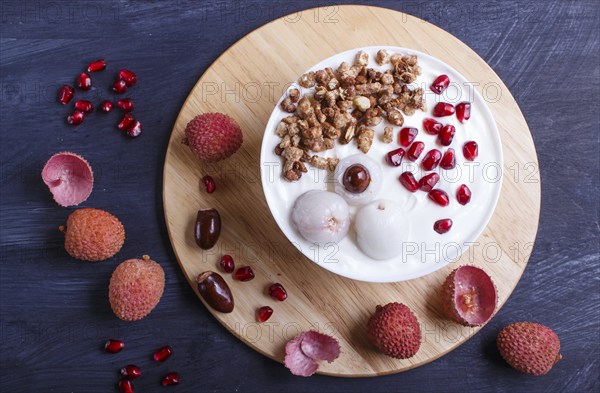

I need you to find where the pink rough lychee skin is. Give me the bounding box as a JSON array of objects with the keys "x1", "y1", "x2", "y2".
[
  {"x1": 183, "y1": 113, "x2": 243, "y2": 162},
  {"x1": 42, "y1": 152, "x2": 93, "y2": 207},
  {"x1": 497, "y1": 322, "x2": 561, "y2": 376},
  {"x1": 441, "y1": 265, "x2": 498, "y2": 326},
  {"x1": 109, "y1": 255, "x2": 165, "y2": 321},
  {"x1": 367, "y1": 302, "x2": 421, "y2": 359}
]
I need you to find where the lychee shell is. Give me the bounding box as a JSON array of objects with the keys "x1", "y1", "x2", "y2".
[
  {"x1": 367, "y1": 302, "x2": 421, "y2": 359},
  {"x1": 109, "y1": 256, "x2": 165, "y2": 321},
  {"x1": 63, "y1": 208, "x2": 125, "y2": 261},
  {"x1": 184, "y1": 113, "x2": 243, "y2": 162},
  {"x1": 497, "y1": 322, "x2": 561, "y2": 376}
]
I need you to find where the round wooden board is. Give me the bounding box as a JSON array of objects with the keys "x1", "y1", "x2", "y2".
[{"x1": 163, "y1": 5, "x2": 540, "y2": 377}]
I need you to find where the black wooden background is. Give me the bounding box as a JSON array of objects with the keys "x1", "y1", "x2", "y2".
[{"x1": 1, "y1": 1, "x2": 598, "y2": 392}]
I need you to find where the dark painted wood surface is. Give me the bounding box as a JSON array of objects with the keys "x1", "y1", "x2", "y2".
[{"x1": 1, "y1": 1, "x2": 598, "y2": 391}]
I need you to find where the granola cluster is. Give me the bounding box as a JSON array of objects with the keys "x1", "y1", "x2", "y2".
[{"x1": 275, "y1": 49, "x2": 426, "y2": 181}]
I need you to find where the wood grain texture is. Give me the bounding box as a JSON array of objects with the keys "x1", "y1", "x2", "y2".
[
  {"x1": 163, "y1": 5, "x2": 539, "y2": 377},
  {"x1": 0, "y1": 0, "x2": 598, "y2": 391}
]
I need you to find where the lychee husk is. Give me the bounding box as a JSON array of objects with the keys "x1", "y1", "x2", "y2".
[
  {"x1": 183, "y1": 113, "x2": 243, "y2": 162},
  {"x1": 367, "y1": 302, "x2": 421, "y2": 359},
  {"x1": 61, "y1": 208, "x2": 125, "y2": 261},
  {"x1": 497, "y1": 322, "x2": 561, "y2": 376}
]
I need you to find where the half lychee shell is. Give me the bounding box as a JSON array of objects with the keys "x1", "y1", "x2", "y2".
[
  {"x1": 41, "y1": 152, "x2": 93, "y2": 207},
  {"x1": 441, "y1": 265, "x2": 497, "y2": 326}
]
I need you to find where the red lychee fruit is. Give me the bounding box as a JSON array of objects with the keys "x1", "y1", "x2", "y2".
[
  {"x1": 183, "y1": 113, "x2": 243, "y2": 162},
  {"x1": 367, "y1": 302, "x2": 421, "y2": 359}
]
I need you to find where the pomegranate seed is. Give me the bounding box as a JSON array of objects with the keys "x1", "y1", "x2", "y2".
[
  {"x1": 428, "y1": 189, "x2": 450, "y2": 206},
  {"x1": 438, "y1": 124, "x2": 456, "y2": 146},
  {"x1": 386, "y1": 147, "x2": 405, "y2": 166},
  {"x1": 268, "y1": 283, "x2": 288, "y2": 301},
  {"x1": 439, "y1": 148, "x2": 456, "y2": 170},
  {"x1": 127, "y1": 121, "x2": 142, "y2": 138},
  {"x1": 219, "y1": 255, "x2": 235, "y2": 273},
  {"x1": 161, "y1": 372, "x2": 180, "y2": 387},
  {"x1": 407, "y1": 141, "x2": 425, "y2": 161},
  {"x1": 153, "y1": 345, "x2": 173, "y2": 362},
  {"x1": 423, "y1": 118, "x2": 442, "y2": 135},
  {"x1": 118, "y1": 379, "x2": 134, "y2": 393},
  {"x1": 67, "y1": 110, "x2": 85, "y2": 126},
  {"x1": 432, "y1": 102, "x2": 455, "y2": 117},
  {"x1": 421, "y1": 149, "x2": 442, "y2": 171},
  {"x1": 456, "y1": 102, "x2": 471, "y2": 123},
  {"x1": 76, "y1": 73, "x2": 91, "y2": 90},
  {"x1": 112, "y1": 80, "x2": 128, "y2": 94},
  {"x1": 256, "y1": 306, "x2": 274, "y2": 322},
  {"x1": 430, "y1": 74, "x2": 450, "y2": 94},
  {"x1": 398, "y1": 127, "x2": 418, "y2": 147},
  {"x1": 74, "y1": 100, "x2": 93, "y2": 113},
  {"x1": 104, "y1": 339, "x2": 124, "y2": 353},
  {"x1": 399, "y1": 172, "x2": 419, "y2": 192},
  {"x1": 234, "y1": 266, "x2": 255, "y2": 282},
  {"x1": 463, "y1": 141, "x2": 478, "y2": 161},
  {"x1": 57, "y1": 85, "x2": 74, "y2": 105},
  {"x1": 202, "y1": 175, "x2": 216, "y2": 193},
  {"x1": 100, "y1": 100, "x2": 113, "y2": 113},
  {"x1": 119, "y1": 69, "x2": 137, "y2": 87},
  {"x1": 120, "y1": 365, "x2": 141, "y2": 380},
  {"x1": 87, "y1": 59, "x2": 106, "y2": 72},
  {"x1": 457, "y1": 184, "x2": 472, "y2": 205},
  {"x1": 433, "y1": 218, "x2": 453, "y2": 234},
  {"x1": 116, "y1": 98, "x2": 134, "y2": 112},
  {"x1": 118, "y1": 114, "x2": 135, "y2": 131},
  {"x1": 419, "y1": 173, "x2": 440, "y2": 192}
]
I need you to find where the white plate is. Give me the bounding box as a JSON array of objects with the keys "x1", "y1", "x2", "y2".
[{"x1": 260, "y1": 46, "x2": 503, "y2": 283}]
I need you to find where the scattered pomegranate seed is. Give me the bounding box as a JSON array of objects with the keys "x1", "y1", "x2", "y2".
[
  {"x1": 432, "y1": 102, "x2": 455, "y2": 117},
  {"x1": 219, "y1": 255, "x2": 235, "y2": 273},
  {"x1": 463, "y1": 141, "x2": 478, "y2": 161},
  {"x1": 202, "y1": 175, "x2": 216, "y2": 193},
  {"x1": 407, "y1": 141, "x2": 425, "y2": 161},
  {"x1": 118, "y1": 114, "x2": 135, "y2": 131},
  {"x1": 386, "y1": 147, "x2": 405, "y2": 166},
  {"x1": 104, "y1": 339, "x2": 124, "y2": 353},
  {"x1": 456, "y1": 102, "x2": 471, "y2": 123},
  {"x1": 428, "y1": 189, "x2": 450, "y2": 206},
  {"x1": 433, "y1": 218, "x2": 453, "y2": 234},
  {"x1": 399, "y1": 172, "x2": 419, "y2": 192},
  {"x1": 161, "y1": 372, "x2": 180, "y2": 387},
  {"x1": 76, "y1": 73, "x2": 91, "y2": 90},
  {"x1": 112, "y1": 79, "x2": 128, "y2": 94},
  {"x1": 57, "y1": 85, "x2": 74, "y2": 105},
  {"x1": 423, "y1": 118, "x2": 443, "y2": 135},
  {"x1": 100, "y1": 100, "x2": 113, "y2": 113},
  {"x1": 457, "y1": 184, "x2": 472, "y2": 205},
  {"x1": 421, "y1": 149, "x2": 442, "y2": 171},
  {"x1": 127, "y1": 121, "x2": 142, "y2": 138},
  {"x1": 398, "y1": 127, "x2": 418, "y2": 147},
  {"x1": 117, "y1": 98, "x2": 134, "y2": 112},
  {"x1": 439, "y1": 148, "x2": 456, "y2": 170},
  {"x1": 430, "y1": 74, "x2": 450, "y2": 94},
  {"x1": 438, "y1": 124, "x2": 456, "y2": 146},
  {"x1": 419, "y1": 173, "x2": 440, "y2": 192},
  {"x1": 74, "y1": 100, "x2": 93, "y2": 113},
  {"x1": 67, "y1": 110, "x2": 85, "y2": 126},
  {"x1": 118, "y1": 69, "x2": 137, "y2": 87},
  {"x1": 153, "y1": 345, "x2": 173, "y2": 362},
  {"x1": 118, "y1": 379, "x2": 134, "y2": 393},
  {"x1": 257, "y1": 306, "x2": 274, "y2": 322},
  {"x1": 268, "y1": 283, "x2": 287, "y2": 301},
  {"x1": 234, "y1": 266, "x2": 255, "y2": 282},
  {"x1": 87, "y1": 59, "x2": 106, "y2": 73},
  {"x1": 120, "y1": 365, "x2": 141, "y2": 380}
]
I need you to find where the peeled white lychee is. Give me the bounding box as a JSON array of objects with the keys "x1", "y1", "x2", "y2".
[
  {"x1": 291, "y1": 190, "x2": 350, "y2": 245},
  {"x1": 355, "y1": 199, "x2": 406, "y2": 260},
  {"x1": 334, "y1": 154, "x2": 382, "y2": 205}
]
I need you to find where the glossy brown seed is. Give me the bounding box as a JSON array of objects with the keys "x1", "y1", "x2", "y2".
[
  {"x1": 196, "y1": 271, "x2": 234, "y2": 313},
  {"x1": 195, "y1": 209, "x2": 221, "y2": 249},
  {"x1": 343, "y1": 164, "x2": 371, "y2": 193}
]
